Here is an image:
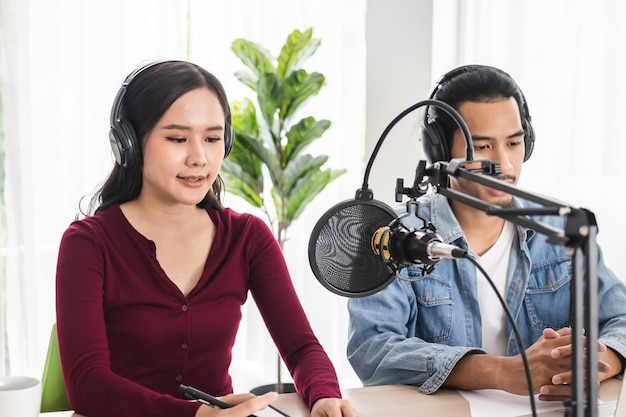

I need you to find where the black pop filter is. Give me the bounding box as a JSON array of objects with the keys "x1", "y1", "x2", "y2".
[{"x1": 308, "y1": 193, "x2": 397, "y2": 297}]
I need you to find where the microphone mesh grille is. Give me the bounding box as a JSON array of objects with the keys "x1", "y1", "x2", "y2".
[{"x1": 308, "y1": 199, "x2": 396, "y2": 297}]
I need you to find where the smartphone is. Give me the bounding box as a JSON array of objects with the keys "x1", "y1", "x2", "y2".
[{"x1": 179, "y1": 384, "x2": 291, "y2": 417}]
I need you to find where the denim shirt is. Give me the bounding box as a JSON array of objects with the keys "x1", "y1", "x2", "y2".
[{"x1": 347, "y1": 193, "x2": 626, "y2": 394}]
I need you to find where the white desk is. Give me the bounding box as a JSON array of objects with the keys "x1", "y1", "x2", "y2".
[
  {"x1": 269, "y1": 379, "x2": 623, "y2": 417},
  {"x1": 42, "y1": 378, "x2": 623, "y2": 417}
]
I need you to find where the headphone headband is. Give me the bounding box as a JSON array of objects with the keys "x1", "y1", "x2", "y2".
[
  {"x1": 420, "y1": 64, "x2": 535, "y2": 163},
  {"x1": 108, "y1": 60, "x2": 234, "y2": 169}
]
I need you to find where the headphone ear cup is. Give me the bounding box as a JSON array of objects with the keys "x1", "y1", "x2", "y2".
[
  {"x1": 420, "y1": 119, "x2": 449, "y2": 163},
  {"x1": 109, "y1": 118, "x2": 141, "y2": 169},
  {"x1": 523, "y1": 118, "x2": 535, "y2": 162}
]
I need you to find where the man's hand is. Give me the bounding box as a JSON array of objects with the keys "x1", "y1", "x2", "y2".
[
  {"x1": 497, "y1": 328, "x2": 574, "y2": 396},
  {"x1": 444, "y1": 332, "x2": 568, "y2": 395},
  {"x1": 444, "y1": 327, "x2": 621, "y2": 399},
  {"x1": 538, "y1": 327, "x2": 620, "y2": 401}
]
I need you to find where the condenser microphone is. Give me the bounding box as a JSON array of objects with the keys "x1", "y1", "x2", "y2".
[
  {"x1": 371, "y1": 223, "x2": 467, "y2": 268},
  {"x1": 309, "y1": 99, "x2": 473, "y2": 298},
  {"x1": 308, "y1": 193, "x2": 468, "y2": 297}
]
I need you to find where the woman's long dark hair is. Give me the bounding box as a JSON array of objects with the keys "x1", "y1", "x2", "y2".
[{"x1": 83, "y1": 61, "x2": 231, "y2": 216}]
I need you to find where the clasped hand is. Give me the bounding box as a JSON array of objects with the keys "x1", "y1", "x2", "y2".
[{"x1": 504, "y1": 327, "x2": 613, "y2": 401}]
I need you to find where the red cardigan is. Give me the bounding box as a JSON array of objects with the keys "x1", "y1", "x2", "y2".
[{"x1": 56, "y1": 205, "x2": 341, "y2": 417}]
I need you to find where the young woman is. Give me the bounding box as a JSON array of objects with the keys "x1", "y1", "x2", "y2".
[{"x1": 56, "y1": 60, "x2": 360, "y2": 417}]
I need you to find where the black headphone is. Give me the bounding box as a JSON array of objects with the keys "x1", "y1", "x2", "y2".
[
  {"x1": 108, "y1": 60, "x2": 234, "y2": 169},
  {"x1": 420, "y1": 64, "x2": 535, "y2": 164}
]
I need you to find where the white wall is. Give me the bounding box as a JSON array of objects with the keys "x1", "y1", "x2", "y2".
[
  {"x1": 364, "y1": 0, "x2": 625, "y2": 286},
  {"x1": 365, "y1": 0, "x2": 435, "y2": 206}
]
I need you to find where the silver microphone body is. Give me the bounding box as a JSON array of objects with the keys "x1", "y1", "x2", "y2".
[{"x1": 427, "y1": 241, "x2": 468, "y2": 259}]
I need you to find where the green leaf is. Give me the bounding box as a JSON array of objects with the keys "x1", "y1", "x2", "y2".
[
  {"x1": 285, "y1": 168, "x2": 346, "y2": 222},
  {"x1": 229, "y1": 100, "x2": 264, "y2": 180},
  {"x1": 283, "y1": 117, "x2": 331, "y2": 165},
  {"x1": 221, "y1": 160, "x2": 264, "y2": 208},
  {"x1": 231, "y1": 126, "x2": 282, "y2": 188},
  {"x1": 232, "y1": 131, "x2": 279, "y2": 177},
  {"x1": 262, "y1": 153, "x2": 285, "y2": 190},
  {"x1": 232, "y1": 99, "x2": 260, "y2": 138},
  {"x1": 280, "y1": 70, "x2": 325, "y2": 122},
  {"x1": 257, "y1": 73, "x2": 282, "y2": 136},
  {"x1": 225, "y1": 100, "x2": 272, "y2": 202},
  {"x1": 276, "y1": 28, "x2": 320, "y2": 79},
  {"x1": 280, "y1": 154, "x2": 328, "y2": 197},
  {"x1": 227, "y1": 134, "x2": 263, "y2": 177},
  {"x1": 233, "y1": 70, "x2": 258, "y2": 92},
  {"x1": 270, "y1": 187, "x2": 285, "y2": 229},
  {"x1": 231, "y1": 39, "x2": 275, "y2": 81}
]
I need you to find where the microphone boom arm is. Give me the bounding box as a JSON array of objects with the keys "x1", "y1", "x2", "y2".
[
  {"x1": 426, "y1": 160, "x2": 569, "y2": 245},
  {"x1": 403, "y1": 159, "x2": 599, "y2": 417}
]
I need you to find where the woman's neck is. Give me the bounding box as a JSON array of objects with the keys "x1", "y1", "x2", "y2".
[{"x1": 120, "y1": 197, "x2": 207, "y2": 238}]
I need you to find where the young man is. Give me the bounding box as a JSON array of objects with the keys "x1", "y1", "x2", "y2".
[{"x1": 347, "y1": 65, "x2": 626, "y2": 401}]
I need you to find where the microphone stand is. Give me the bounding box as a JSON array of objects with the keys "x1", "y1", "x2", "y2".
[
  {"x1": 357, "y1": 98, "x2": 597, "y2": 417},
  {"x1": 411, "y1": 158, "x2": 599, "y2": 417}
]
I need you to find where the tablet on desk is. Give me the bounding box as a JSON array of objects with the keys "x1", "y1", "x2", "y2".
[
  {"x1": 252, "y1": 406, "x2": 291, "y2": 417},
  {"x1": 516, "y1": 376, "x2": 626, "y2": 417},
  {"x1": 516, "y1": 401, "x2": 617, "y2": 417}
]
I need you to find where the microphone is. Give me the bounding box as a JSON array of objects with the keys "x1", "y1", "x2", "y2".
[
  {"x1": 308, "y1": 99, "x2": 472, "y2": 298},
  {"x1": 371, "y1": 223, "x2": 467, "y2": 267},
  {"x1": 308, "y1": 188, "x2": 467, "y2": 297}
]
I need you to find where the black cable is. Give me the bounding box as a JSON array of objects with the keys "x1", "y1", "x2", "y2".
[
  {"x1": 464, "y1": 253, "x2": 538, "y2": 417},
  {"x1": 361, "y1": 99, "x2": 474, "y2": 191}
]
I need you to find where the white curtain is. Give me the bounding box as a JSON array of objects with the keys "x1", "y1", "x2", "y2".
[
  {"x1": 432, "y1": 0, "x2": 626, "y2": 282},
  {"x1": 0, "y1": 0, "x2": 366, "y2": 390}
]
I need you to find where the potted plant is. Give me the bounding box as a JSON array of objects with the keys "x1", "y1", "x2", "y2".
[{"x1": 221, "y1": 28, "x2": 345, "y2": 393}]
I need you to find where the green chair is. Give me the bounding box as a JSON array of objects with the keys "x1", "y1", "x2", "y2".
[{"x1": 40, "y1": 323, "x2": 71, "y2": 412}]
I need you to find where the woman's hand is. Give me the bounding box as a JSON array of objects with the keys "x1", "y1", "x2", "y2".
[
  {"x1": 194, "y1": 392, "x2": 278, "y2": 417},
  {"x1": 311, "y1": 397, "x2": 362, "y2": 417}
]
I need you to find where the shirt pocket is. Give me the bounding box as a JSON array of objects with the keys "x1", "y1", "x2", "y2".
[
  {"x1": 412, "y1": 275, "x2": 454, "y2": 343},
  {"x1": 524, "y1": 258, "x2": 571, "y2": 329}
]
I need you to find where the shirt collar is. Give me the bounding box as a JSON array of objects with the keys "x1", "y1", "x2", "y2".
[{"x1": 423, "y1": 193, "x2": 535, "y2": 245}]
